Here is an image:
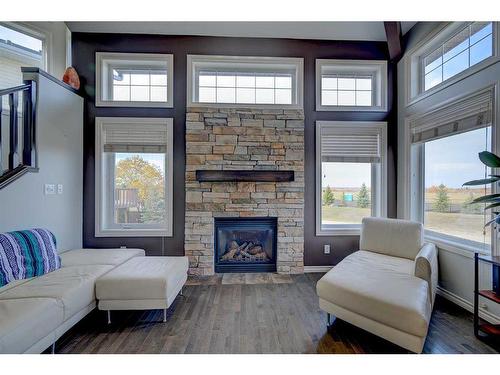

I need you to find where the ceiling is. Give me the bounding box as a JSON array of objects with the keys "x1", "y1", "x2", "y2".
[{"x1": 66, "y1": 22, "x2": 417, "y2": 42}]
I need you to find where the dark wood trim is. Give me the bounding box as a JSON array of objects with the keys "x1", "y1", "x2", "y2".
[
  {"x1": 22, "y1": 80, "x2": 37, "y2": 168},
  {"x1": 21, "y1": 67, "x2": 82, "y2": 96},
  {"x1": 0, "y1": 165, "x2": 31, "y2": 190},
  {"x1": 196, "y1": 170, "x2": 295, "y2": 182},
  {"x1": 0, "y1": 84, "x2": 31, "y2": 97},
  {"x1": 384, "y1": 22, "x2": 403, "y2": 62},
  {"x1": 8, "y1": 91, "x2": 19, "y2": 170}
]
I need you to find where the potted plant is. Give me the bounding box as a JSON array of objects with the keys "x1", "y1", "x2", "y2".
[{"x1": 463, "y1": 151, "x2": 500, "y2": 295}]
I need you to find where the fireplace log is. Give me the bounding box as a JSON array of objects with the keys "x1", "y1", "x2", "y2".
[
  {"x1": 240, "y1": 250, "x2": 252, "y2": 258},
  {"x1": 222, "y1": 241, "x2": 249, "y2": 260},
  {"x1": 248, "y1": 245, "x2": 263, "y2": 255},
  {"x1": 254, "y1": 252, "x2": 268, "y2": 260},
  {"x1": 221, "y1": 241, "x2": 241, "y2": 260}
]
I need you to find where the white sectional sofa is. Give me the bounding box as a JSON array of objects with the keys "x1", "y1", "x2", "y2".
[
  {"x1": 0, "y1": 248, "x2": 145, "y2": 354},
  {"x1": 317, "y1": 217, "x2": 438, "y2": 353}
]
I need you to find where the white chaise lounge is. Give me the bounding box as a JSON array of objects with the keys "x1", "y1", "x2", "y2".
[
  {"x1": 0, "y1": 248, "x2": 144, "y2": 353},
  {"x1": 316, "y1": 217, "x2": 438, "y2": 353},
  {"x1": 96, "y1": 256, "x2": 189, "y2": 323}
]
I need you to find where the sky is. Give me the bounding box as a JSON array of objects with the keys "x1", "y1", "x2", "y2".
[
  {"x1": 0, "y1": 25, "x2": 42, "y2": 53},
  {"x1": 424, "y1": 23, "x2": 492, "y2": 90},
  {"x1": 425, "y1": 127, "x2": 490, "y2": 188},
  {"x1": 321, "y1": 127, "x2": 491, "y2": 190},
  {"x1": 322, "y1": 162, "x2": 371, "y2": 189}
]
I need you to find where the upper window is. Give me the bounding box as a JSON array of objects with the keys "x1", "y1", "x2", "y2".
[
  {"x1": 187, "y1": 55, "x2": 303, "y2": 108},
  {"x1": 410, "y1": 87, "x2": 494, "y2": 250},
  {"x1": 96, "y1": 52, "x2": 174, "y2": 108},
  {"x1": 95, "y1": 117, "x2": 174, "y2": 237},
  {"x1": 423, "y1": 22, "x2": 493, "y2": 91},
  {"x1": 407, "y1": 22, "x2": 498, "y2": 103},
  {"x1": 316, "y1": 59, "x2": 387, "y2": 112},
  {"x1": 316, "y1": 121, "x2": 387, "y2": 235}
]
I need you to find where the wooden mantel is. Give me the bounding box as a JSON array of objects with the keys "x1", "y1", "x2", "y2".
[{"x1": 195, "y1": 170, "x2": 295, "y2": 182}]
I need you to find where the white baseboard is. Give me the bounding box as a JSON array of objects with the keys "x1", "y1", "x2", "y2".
[
  {"x1": 304, "y1": 265, "x2": 333, "y2": 273},
  {"x1": 437, "y1": 286, "x2": 500, "y2": 325}
]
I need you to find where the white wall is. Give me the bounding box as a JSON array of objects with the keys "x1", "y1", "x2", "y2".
[
  {"x1": 398, "y1": 22, "x2": 500, "y2": 323},
  {"x1": 0, "y1": 71, "x2": 83, "y2": 252}
]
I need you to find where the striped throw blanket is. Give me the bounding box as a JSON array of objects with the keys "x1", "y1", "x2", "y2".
[{"x1": 0, "y1": 228, "x2": 61, "y2": 287}]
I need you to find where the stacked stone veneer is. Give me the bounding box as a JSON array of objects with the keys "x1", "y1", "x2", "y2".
[{"x1": 184, "y1": 107, "x2": 305, "y2": 276}]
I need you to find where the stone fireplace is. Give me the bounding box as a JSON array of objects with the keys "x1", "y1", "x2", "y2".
[{"x1": 184, "y1": 107, "x2": 304, "y2": 275}]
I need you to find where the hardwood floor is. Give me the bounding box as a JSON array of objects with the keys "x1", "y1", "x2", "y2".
[{"x1": 53, "y1": 273, "x2": 500, "y2": 354}]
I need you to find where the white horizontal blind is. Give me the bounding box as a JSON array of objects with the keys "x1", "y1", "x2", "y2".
[
  {"x1": 321, "y1": 128, "x2": 381, "y2": 163},
  {"x1": 103, "y1": 123, "x2": 168, "y2": 153},
  {"x1": 410, "y1": 88, "x2": 493, "y2": 144}
]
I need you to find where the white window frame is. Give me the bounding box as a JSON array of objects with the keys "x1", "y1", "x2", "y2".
[
  {"x1": 315, "y1": 121, "x2": 388, "y2": 236},
  {"x1": 404, "y1": 22, "x2": 499, "y2": 106},
  {"x1": 95, "y1": 52, "x2": 174, "y2": 108},
  {"x1": 186, "y1": 54, "x2": 303, "y2": 109},
  {"x1": 0, "y1": 22, "x2": 49, "y2": 71},
  {"x1": 405, "y1": 86, "x2": 496, "y2": 254},
  {"x1": 95, "y1": 117, "x2": 174, "y2": 237},
  {"x1": 316, "y1": 59, "x2": 388, "y2": 112}
]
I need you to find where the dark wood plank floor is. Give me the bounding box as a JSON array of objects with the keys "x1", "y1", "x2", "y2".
[{"x1": 52, "y1": 273, "x2": 500, "y2": 354}]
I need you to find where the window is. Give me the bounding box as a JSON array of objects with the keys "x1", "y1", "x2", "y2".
[
  {"x1": 0, "y1": 22, "x2": 45, "y2": 108},
  {"x1": 96, "y1": 53, "x2": 173, "y2": 108},
  {"x1": 423, "y1": 22, "x2": 493, "y2": 91},
  {"x1": 410, "y1": 88, "x2": 494, "y2": 250},
  {"x1": 406, "y1": 22, "x2": 498, "y2": 103},
  {"x1": 423, "y1": 128, "x2": 491, "y2": 245},
  {"x1": 187, "y1": 55, "x2": 303, "y2": 108},
  {"x1": 316, "y1": 121, "x2": 387, "y2": 235},
  {"x1": 95, "y1": 117, "x2": 173, "y2": 237},
  {"x1": 316, "y1": 59, "x2": 387, "y2": 112}
]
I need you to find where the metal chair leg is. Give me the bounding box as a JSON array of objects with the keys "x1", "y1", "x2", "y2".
[
  {"x1": 107, "y1": 310, "x2": 111, "y2": 325},
  {"x1": 163, "y1": 309, "x2": 167, "y2": 323},
  {"x1": 51, "y1": 342, "x2": 55, "y2": 354}
]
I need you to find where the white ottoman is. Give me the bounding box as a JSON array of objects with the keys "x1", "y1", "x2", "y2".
[{"x1": 95, "y1": 256, "x2": 188, "y2": 323}]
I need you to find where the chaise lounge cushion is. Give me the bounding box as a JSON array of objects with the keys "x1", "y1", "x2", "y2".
[
  {"x1": 60, "y1": 248, "x2": 145, "y2": 267},
  {"x1": 0, "y1": 297, "x2": 64, "y2": 353},
  {"x1": 96, "y1": 256, "x2": 189, "y2": 302},
  {"x1": 0, "y1": 264, "x2": 113, "y2": 320},
  {"x1": 360, "y1": 217, "x2": 423, "y2": 260},
  {"x1": 316, "y1": 250, "x2": 431, "y2": 337}
]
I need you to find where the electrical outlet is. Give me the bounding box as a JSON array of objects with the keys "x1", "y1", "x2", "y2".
[
  {"x1": 57, "y1": 184, "x2": 63, "y2": 194},
  {"x1": 44, "y1": 184, "x2": 56, "y2": 195},
  {"x1": 324, "y1": 244, "x2": 331, "y2": 255}
]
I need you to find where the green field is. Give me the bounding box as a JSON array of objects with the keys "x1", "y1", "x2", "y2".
[
  {"x1": 322, "y1": 206, "x2": 490, "y2": 244},
  {"x1": 322, "y1": 186, "x2": 491, "y2": 244}
]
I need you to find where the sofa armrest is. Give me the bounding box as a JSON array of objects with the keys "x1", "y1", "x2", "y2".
[{"x1": 414, "y1": 243, "x2": 438, "y2": 306}]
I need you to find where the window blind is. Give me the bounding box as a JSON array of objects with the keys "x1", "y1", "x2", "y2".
[
  {"x1": 410, "y1": 88, "x2": 493, "y2": 144},
  {"x1": 320, "y1": 128, "x2": 381, "y2": 163},
  {"x1": 103, "y1": 123, "x2": 168, "y2": 153}
]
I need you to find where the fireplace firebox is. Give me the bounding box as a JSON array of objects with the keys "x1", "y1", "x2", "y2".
[{"x1": 214, "y1": 217, "x2": 277, "y2": 273}]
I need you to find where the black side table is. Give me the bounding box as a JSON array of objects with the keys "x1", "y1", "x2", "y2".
[{"x1": 474, "y1": 253, "x2": 500, "y2": 338}]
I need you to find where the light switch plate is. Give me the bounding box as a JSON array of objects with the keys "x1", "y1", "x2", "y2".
[{"x1": 44, "y1": 184, "x2": 56, "y2": 195}]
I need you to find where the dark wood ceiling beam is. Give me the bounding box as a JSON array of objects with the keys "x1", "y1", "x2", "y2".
[{"x1": 384, "y1": 22, "x2": 403, "y2": 62}]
